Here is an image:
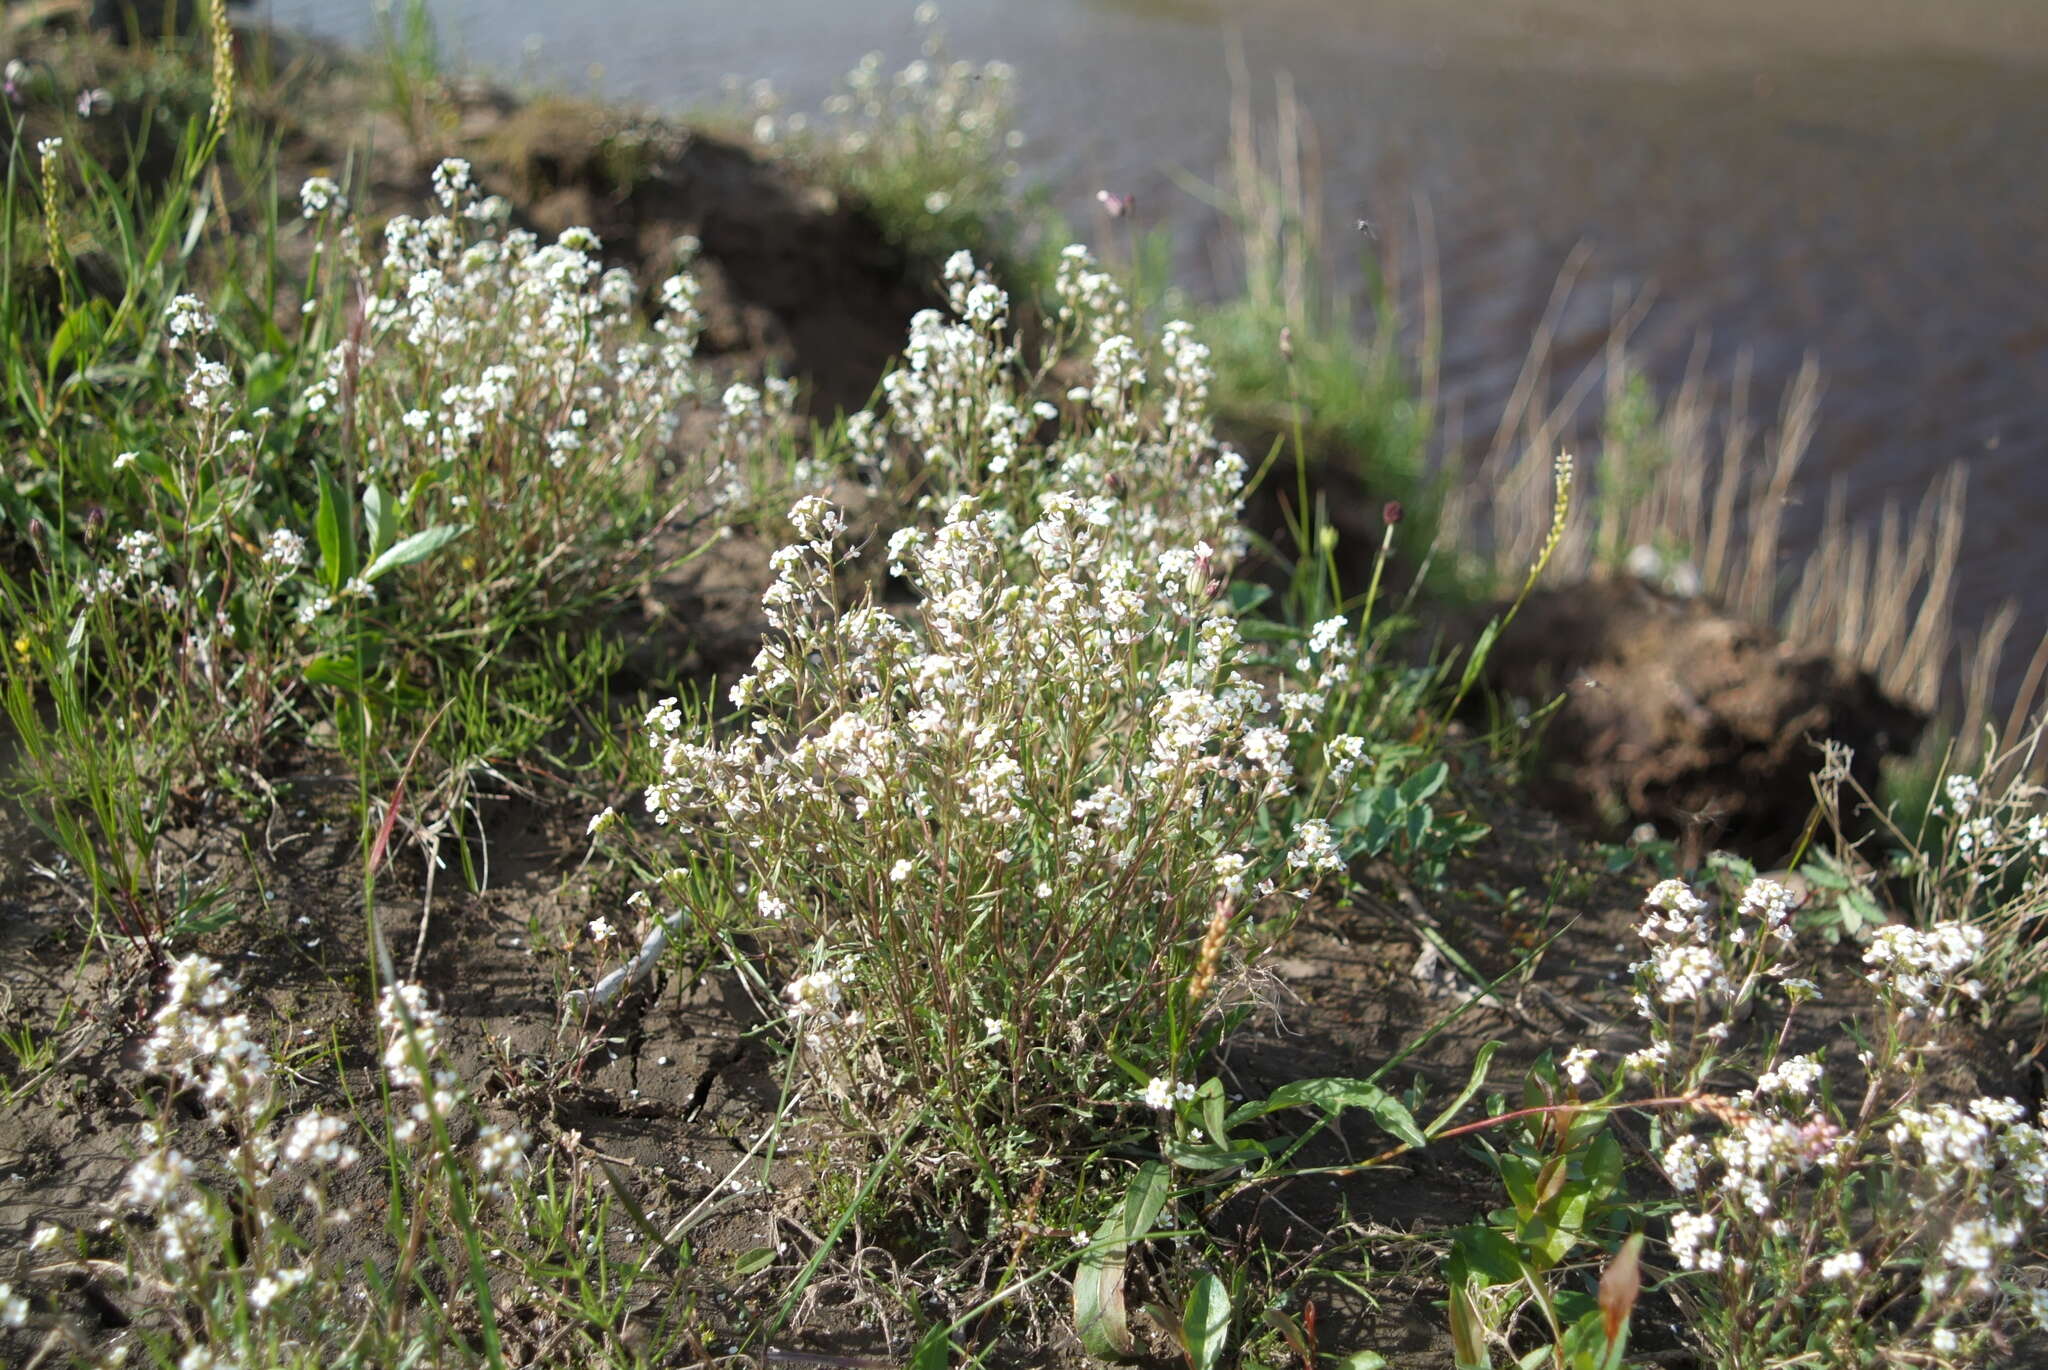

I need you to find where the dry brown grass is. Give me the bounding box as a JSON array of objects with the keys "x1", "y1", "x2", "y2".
[{"x1": 1213, "y1": 63, "x2": 2043, "y2": 771}]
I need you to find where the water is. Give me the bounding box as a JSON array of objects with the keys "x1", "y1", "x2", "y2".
[{"x1": 259, "y1": 0, "x2": 2048, "y2": 689}]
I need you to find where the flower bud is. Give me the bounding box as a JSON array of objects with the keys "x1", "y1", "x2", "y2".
[{"x1": 1382, "y1": 500, "x2": 1404, "y2": 526}]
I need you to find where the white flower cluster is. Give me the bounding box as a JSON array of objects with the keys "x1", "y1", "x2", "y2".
[
  {"x1": 298, "y1": 175, "x2": 344, "y2": 218},
  {"x1": 141, "y1": 955, "x2": 274, "y2": 1120},
  {"x1": 869, "y1": 248, "x2": 1246, "y2": 572},
  {"x1": 626, "y1": 249, "x2": 1358, "y2": 1111},
  {"x1": 1141, "y1": 1076, "x2": 1196, "y2": 1109},
  {"x1": 804, "y1": 31, "x2": 1019, "y2": 188},
  {"x1": 334, "y1": 164, "x2": 713, "y2": 529},
  {"x1": 377, "y1": 982, "x2": 530, "y2": 1196},
  {"x1": 123, "y1": 957, "x2": 363, "y2": 1296},
  {"x1": 378, "y1": 982, "x2": 462, "y2": 1144},
  {"x1": 1863, "y1": 922, "x2": 1986, "y2": 1010}
]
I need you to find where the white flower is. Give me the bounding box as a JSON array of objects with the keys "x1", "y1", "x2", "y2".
[
  {"x1": 1816, "y1": 1250, "x2": 1864, "y2": 1280},
  {"x1": 1285, "y1": 819, "x2": 1344, "y2": 876},
  {"x1": 587, "y1": 807, "x2": 620, "y2": 837},
  {"x1": 249, "y1": 1267, "x2": 309, "y2": 1309},
  {"x1": 1141, "y1": 1076, "x2": 1176, "y2": 1109},
  {"x1": 587, "y1": 917, "x2": 616, "y2": 943},
  {"x1": 431, "y1": 157, "x2": 474, "y2": 207},
  {"x1": 1668, "y1": 1210, "x2": 1721, "y2": 1272},
  {"x1": 0, "y1": 1284, "x2": 25, "y2": 1327},
  {"x1": 1561, "y1": 1046, "x2": 1598, "y2": 1087},
  {"x1": 299, "y1": 175, "x2": 345, "y2": 218},
  {"x1": 1644, "y1": 879, "x2": 1707, "y2": 917},
  {"x1": 164, "y1": 293, "x2": 217, "y2": 345},
  {"x1": 889, "y1": 859, "x2": 914, "y2": 882},
  {"x1": 784, "y1": 968, "x2": 848, "y2": 1022},
  {"x1": 1864, "y1": 922, "x2": 1984, "y2": 1005},
  {"x1": 1756, "y1": 1054, "x2": 1825, "y2": 1101},
  {"x1": 262, "y1": 528, "x2": 307, "y2": 569}
]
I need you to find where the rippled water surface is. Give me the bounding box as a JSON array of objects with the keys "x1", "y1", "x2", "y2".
[{"x1": 260, "y1": 0, "x2": 2048, "y2": 666}]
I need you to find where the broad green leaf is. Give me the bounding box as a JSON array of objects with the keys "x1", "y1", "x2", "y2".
[
  {"x1": 1073, "y1": 1220, "x2": 1132, "y2": 1358},
  {"x1": 363, "y1": 523, "x2": 465, "y2": 583},
  {"x1": 1498, "y1": 1153, "x2": 1539, "y2": 1221},
  {"x1": 1334, "y1": 1356, "x2": 1388, "y2": 1370},
  {"x1": 1225, "y1": 581, "x2": 1273, "y2": 614},
  {"x1": 1399, "y1": 760, "x2": 1449, "y2": 806},
  {"x1": 1076, "y1": 1164, "x2": 1170, "y2": 1360},
  {"x1": 1183, "y1": 1272, "x2": 1230, "y2": 1370},
  {"x1": 1583, "y1": 1134, "x2": 1623, "y2": 1200},
  {"x1": 1517, "y1": 1214, "x2": 1576, "y2": 1268},
  {"x1": 732, "y1": 1245, "x2": 776, "y2": 1276},
  {"x1": 1199, "y1": 1078, "x2": 1230, "y2": 1146},
  {"x1": 46, "y1": 301, "x2": 108, "y2": 381},
  {"x1": 1450, "y1": 1225, "x2": 1523, "y2": 1288}
]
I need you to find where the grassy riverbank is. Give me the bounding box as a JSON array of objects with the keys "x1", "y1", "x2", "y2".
[{"x1": 3, "y1": 10, "x2": 2046, "y2": 1369}]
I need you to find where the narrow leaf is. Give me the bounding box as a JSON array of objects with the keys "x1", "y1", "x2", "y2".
[{"x1": 1427, "y1": 1041, "x2": 1501, "y2": 1136}]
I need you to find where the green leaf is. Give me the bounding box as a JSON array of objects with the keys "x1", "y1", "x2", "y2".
[
  {"x1": 1498, "y1": 1153, "x2": 1540, "y2": 1221},
  {"x1": 1120, "y1": 1161, "x2": 1170, "y2": 1244},
  {"x1": 1427, "y1": 1041, "x2": 1501, "y2": 1136},
  {"x1": 733, "y1": 1245, "x2": 776, "y2": 1276},
  {"x1": 1075, "y1": 1163, "x2": 1171, "y2": 1360},
  {"x1": 1583, "y1": 1133, "x2": 1623, "y2": 1201},
  {"x1": 910, "y1": 1324, "x2": 951, "y2": 1370},
  {"x1": 1164, "y1": 1139, "x2": 1268, "y2": 1171},
  {"x1": 1399, "y1": 760, "x2": 1449, "y2": 806},
  {"x1": 1447, "y1": 1277, "x2": 1491, "y2": 1370},
  {"x1": 1199, "y1": 1077, "x2": 1230, "y2": 1146},
  {"x1": 363, "y1": 523, "x2": 465, "y2": 583},
  {"x1": 46, "y1": 300, "x2": 108, "y2": 381},
  {"x1": 1225, "y1": 581, "x2": 1273, "y2": 614},
  {"x1": 303, "y1": 655, "x2": 362, "y2": 693},
  {"x1": 1334, "y1": 1355, "x2": 1388, "y2": 1370},
  {"x1": 1257, "y1": 1077, "x2": 1428, "y2": 1149},
  {"x1": 314, "y1": 464, "x2": 351, "y2": 592},
  {"x1": 363, "y1": 483, "x2": 397, "y2": 559},
  {"x1": 1074, "y1": 1222, "x2": 1133, "y2": 1359},
  {"x1": 1517, "y1": 1215, "x2": 1576, "y2": 1268},
  {"x1": 1183, "y1": 1272, "x2": 1230, "y2": 1370},
  {"x1": 1450, "y1": 1225, "x2": 1523, "y2": 1288}
]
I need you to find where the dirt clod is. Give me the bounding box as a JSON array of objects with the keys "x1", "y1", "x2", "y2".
[{"x1": 1486, "y1": 577, "x2": 1924, "y2": 854}]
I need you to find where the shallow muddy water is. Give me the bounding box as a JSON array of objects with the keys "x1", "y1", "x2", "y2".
[{"x1": 261, "y1": 0, "x2": 2048, "y2": 687}]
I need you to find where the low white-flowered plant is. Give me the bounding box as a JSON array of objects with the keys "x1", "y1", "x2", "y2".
[{"x1": 1612, "y1": 874, "x2": 2048, "y2": 1365}]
